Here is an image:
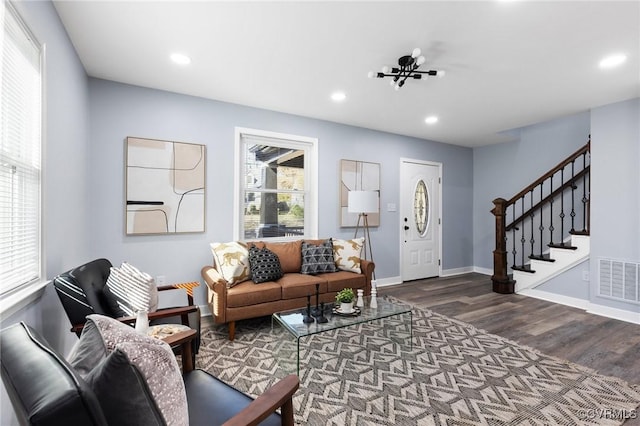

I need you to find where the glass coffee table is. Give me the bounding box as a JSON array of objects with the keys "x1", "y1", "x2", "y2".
[{"x1": 272, "y1": 297, "x2": 412, "y2": 375}]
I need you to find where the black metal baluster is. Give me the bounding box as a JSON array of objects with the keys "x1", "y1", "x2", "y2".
[
  {"x1": 520, "y1": 195, "x2": 526, "y2": 267},
  {"x1": 570, "y1": 160, "x2": 576, "y2": 233},
  {"x1": 582, "y1": 152, "x2": 588, "y2": 233},
  {"x1": 511, "y1": 204, "x2": 517, "y2": 268},
  {"x1": 549, "y1": 174, "x2": 555, "y2": 245},
  {"x1": 559, "y1": 167, "x2": 565, "y2": 242},
  {"x1": 539, "y1": 182, "x2": 544, "y2": 257},
  {"x1": 530, "y1": 189, "x2": 535, "y2": 260}
]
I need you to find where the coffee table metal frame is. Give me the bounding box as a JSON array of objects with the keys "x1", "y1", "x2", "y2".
[{"x1": 272, "y1": 297, "x2": 412, "y2": 375}]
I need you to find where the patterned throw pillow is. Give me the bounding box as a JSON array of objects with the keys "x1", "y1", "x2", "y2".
[
  {"x1": 248, "y1": 246, "x2": 283, "y2": 283},
  {"x1": 68, "y1": 315, "x2": 189, "y2": 426},
  {"x1": 332, "y1": 238, "x2": 365, "y2": 273},
  {"x1": 104, "y1": 262, "x2": 158, "y2": 317},
  {"x1": 301, "y1": 239, "x2": 338, "y2": 275},
  {"x1": 210, "y1": 242, "x2": 251, "y2": 287}
]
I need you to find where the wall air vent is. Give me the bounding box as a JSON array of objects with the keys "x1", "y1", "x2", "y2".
[{"x1": 598, "y1": 258, "x2": 640, "y2": 304}]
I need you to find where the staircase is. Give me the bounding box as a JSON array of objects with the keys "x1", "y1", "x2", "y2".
[
  {"x1": 512, "y1": 234, "x2": 589, "y2": 292},
  {"x1": 491, "y1": 139, "x2": 590, "y2": 294}
]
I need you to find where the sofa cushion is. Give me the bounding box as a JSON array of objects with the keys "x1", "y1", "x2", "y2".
[
  {"x1": 332, "y1": 238, "x2": 365, "y2": 273},
  {"x1": 301, "y1": 239, "x2": 338, "y2": 275},
  {"x1": 262, "y1": 240, "x2": 302, "y2": 273},
  {"x1": 210, "y1": 242, "x2": 251, "y2": 287},
  {"x1": 248, "y1": 246, "x2": 284, "y2": 283},
  {"x1": 279, "y1": 274, "x2": 327, "y2": 300},
  {"x1": 227, "y1": 280, "x2": 282, "y2": 308},
  {"x1": 319, "y1": 271, "x2": 366, "y2": 293}
]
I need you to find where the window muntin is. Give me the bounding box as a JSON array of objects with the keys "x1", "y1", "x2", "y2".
[
  {"x1": 236, "y1": 130, "x2": 316, "y2": 240},
  {"x1": 0, "y1": 2, "x2": 42, "y2": 296}
]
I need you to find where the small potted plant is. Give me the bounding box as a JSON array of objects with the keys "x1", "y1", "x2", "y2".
[{"x1": 335, "y1": 288, "x2": 355, "y2": 313}]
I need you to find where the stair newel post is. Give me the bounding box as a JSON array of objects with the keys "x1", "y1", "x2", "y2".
[{"x1": 491, "y1": 198, "x2": 514, "y2": 293}]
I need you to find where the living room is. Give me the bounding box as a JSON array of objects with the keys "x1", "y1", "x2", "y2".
[{"x1": 2, "y1": 1, "x2": 639, "y2": 425}]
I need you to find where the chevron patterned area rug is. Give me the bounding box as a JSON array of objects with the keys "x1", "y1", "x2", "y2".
[{"x1": 197, "y1": 300, "x2": 640, "y2": 425}]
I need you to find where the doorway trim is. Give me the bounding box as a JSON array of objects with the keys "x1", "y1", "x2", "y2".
[{"x1": 399, "y1": 157, "x2": 443, "y2": 282}]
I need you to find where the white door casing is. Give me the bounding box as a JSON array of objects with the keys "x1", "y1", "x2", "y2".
[{"x1": 400, "y1": 159, "x2": 441, "y2": 281}]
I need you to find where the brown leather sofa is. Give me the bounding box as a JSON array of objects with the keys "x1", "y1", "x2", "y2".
[{"x1": 201, "y1": 239, "x2": 375, "y2": 340}]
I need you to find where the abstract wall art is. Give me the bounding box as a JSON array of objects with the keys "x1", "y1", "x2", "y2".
[
  {"x1": 340, "y1": 159, "x2": 380, "y2": 227},
  {"x1": 126, "y1": 137, "x2": 206, "y2": 235}
]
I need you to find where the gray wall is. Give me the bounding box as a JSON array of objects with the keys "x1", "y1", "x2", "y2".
[
  {"x1": 1, "y1": 1, "x2": 90, "y2": 424},
  {"x1": 590, "y1": 98, "x2": 640, "y2": 313},
  {"x1": 87, "y1": 78, "x2": 474, "y2": 297},
  {"x1": 472, "y1": 112, "x2": 591, "y2": 270}
]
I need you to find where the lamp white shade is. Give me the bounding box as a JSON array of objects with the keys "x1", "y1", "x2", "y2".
[{"x1": 348, "y1": 191, "x2": 378, "y2": 213}]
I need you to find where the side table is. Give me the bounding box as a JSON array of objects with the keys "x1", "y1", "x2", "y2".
[{"x1": 148, "y1": 324, "x2": 197, "y2": 372}]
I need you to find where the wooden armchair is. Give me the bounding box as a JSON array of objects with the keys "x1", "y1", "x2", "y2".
[{"x1": 53, "y1": 258, "x2": 201, "y2": 358}]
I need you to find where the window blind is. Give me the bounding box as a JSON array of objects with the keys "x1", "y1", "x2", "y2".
[{"x1": 0, "y1": 2, "x2": 42, "y2": 296}]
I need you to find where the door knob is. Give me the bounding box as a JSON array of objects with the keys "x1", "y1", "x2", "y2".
[{"x1": 404, "y1": 225, "x2": 410, "y2": 230}]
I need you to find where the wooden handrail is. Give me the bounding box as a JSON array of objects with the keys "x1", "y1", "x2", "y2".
[
  {"x1": 507, "y1": 141, "x2": 590, "y2": 206},
  {"x1": 506, "y1": 167, "x2": 589, "y2": 232}
]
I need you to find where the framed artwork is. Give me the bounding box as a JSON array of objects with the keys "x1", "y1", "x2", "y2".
[
  {"x1": 340, "y1": 159, "x2": 380, "y2": 227},
  {"x1": 126, "y1": 137, "x2": 206, "y2": 235}
]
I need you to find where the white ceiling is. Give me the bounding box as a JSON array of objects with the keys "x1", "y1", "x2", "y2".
[{"x1": 52, "y1": 1, "x2": 639, "y2": 147}]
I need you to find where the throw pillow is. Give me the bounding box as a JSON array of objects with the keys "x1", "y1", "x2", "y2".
[
  {"x1": 248, "y1": 245, "x2": 283, "y2": 283},
  {"x1": 68, "y1": 314, "x2": 188, "y2": 426},
  {"x1": 210, "y1": 242, "x2": 251, "y2": 287},
  {"x1": 67, "y1": 314, "x2": 165, "y2": 377},
  {"x1": 332, "y1": 238, "x2": 365, "y2": 273},
  {"x1": 103, "y1": 262, "x2": 158, "y2": 317},
  {"x1": 301, "y1": 239, "x2": 338, "y2": 275}
]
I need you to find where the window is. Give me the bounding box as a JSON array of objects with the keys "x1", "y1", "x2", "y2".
[
  {"x1": 235, "y1": 128, "x2": 317, "y2": 240},
  {"x1": 0, "y1": 2, "x2": 42, "y2": 297}
]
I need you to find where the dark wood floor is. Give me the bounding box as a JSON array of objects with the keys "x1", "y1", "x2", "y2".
[{"x1": 378, "y1": 273, "x2": 640, "y2": 386}]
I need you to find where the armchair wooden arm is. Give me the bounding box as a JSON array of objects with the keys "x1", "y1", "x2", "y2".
[
  {"x1": 222, "y1": 375, "x2": 300, "y2": 426},
  {"x1": 70, "y1": 305, "x2": 199, "y2": 334}
]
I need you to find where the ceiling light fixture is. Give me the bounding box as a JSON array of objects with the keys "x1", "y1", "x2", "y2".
[
  {"x1": 425, "y1": 116, "x2": 439, "y2": 125},
  {"x1": 599, "y1": 53, "x2": 627, "y2": 69},
  {"x1": 170, "y1": 53, "x2": 191, "y2": 66},
  {"x1": 368, "y1": 48, "x2": 444, "y2": 91},
  {"x1": 331, "y1": 92, "x2": 346, "y2": 102}
]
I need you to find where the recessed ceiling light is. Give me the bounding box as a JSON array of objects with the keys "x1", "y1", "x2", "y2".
[
  {"x1": 599, "y1": 53, "x2": 627, "y2": 69},
  {"x1": 425, "y1": 116, "x2": 438, "y2": 125},
  {"x1": 331, "y1": 92, "x2": 346, "y2": 102},
  {"x1": 170, "y1": 53, "x2": 191, "y2": 66}
]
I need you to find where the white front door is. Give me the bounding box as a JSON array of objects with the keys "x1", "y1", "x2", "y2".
[{"x1": 400, "y1": 159, "x2": 441, "y2": 281}]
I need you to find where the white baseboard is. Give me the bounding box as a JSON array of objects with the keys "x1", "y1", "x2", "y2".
[
  {"x1": 441, "y1": 266, "x2": 474, "y2": 277},
  {"x1": 473, "y1": 266, "x2": 493, "y2": 276},
  {"x1": 518, "y1": 288, "x2": 590, "y2": 310},
  {"x1": 586, "y1": 303, "x2": 640, "y2": 325},
  {"x1": 373, "y1": 276, "x2": 402, "y2": 288},
  {"x1": 517, "y1": 288, "x2": 640, "y2": 325}
]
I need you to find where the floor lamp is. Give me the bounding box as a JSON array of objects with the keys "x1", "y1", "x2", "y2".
[{"x1": 348, "y1": 190, "x2": 378, "y2": 279}]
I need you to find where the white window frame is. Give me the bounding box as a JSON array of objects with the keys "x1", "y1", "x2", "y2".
[
  {"x1": 0, "y1": 1, "x2": 46, "y2": 316},
  {"x1": 234, "y1": 127, "x2": 318, "y2": 241}
]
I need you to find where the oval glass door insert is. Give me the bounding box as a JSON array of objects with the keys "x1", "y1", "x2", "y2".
[{"x1": 414, "y1": 179, "x2": 429, "y2": 236}]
